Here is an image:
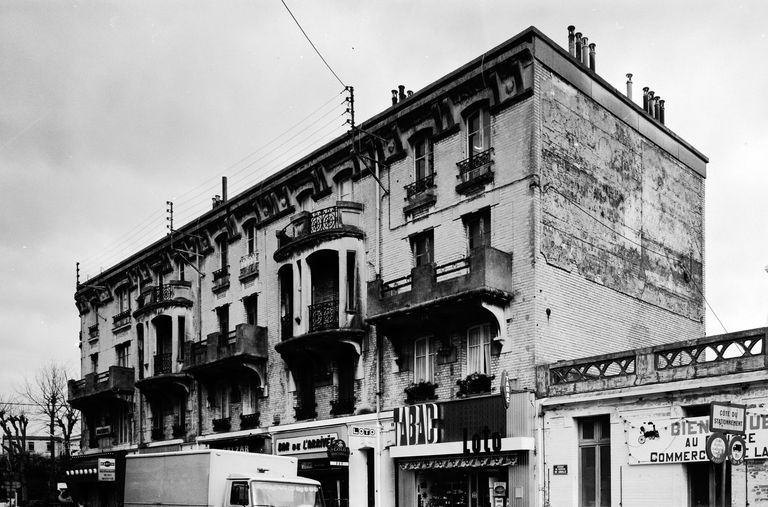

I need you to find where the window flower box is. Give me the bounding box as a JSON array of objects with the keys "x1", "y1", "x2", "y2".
[
  {"x1": 456, "y1": 372, "x2": 494, "y2": 397},
  {"x1": 404, "y1": 381, "x2": 438, "y2": 404}
]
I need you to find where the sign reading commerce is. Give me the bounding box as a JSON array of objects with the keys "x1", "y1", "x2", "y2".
[{"x1": 276, "y1": 433, "x2": 338, "y2": 455}]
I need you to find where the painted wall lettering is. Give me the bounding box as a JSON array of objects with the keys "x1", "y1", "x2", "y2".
[{"x1": 393, "y1": 403, "x2": 441, "y2": 446}]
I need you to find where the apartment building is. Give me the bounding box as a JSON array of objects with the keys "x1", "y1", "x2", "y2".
[{"x1": 68, "y1": 25, "x2": 707, "y2": 507}]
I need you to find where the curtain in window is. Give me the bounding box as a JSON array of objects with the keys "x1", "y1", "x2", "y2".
[{"x1": 467, "y1": 325, "x2": 491, "y2": 374}]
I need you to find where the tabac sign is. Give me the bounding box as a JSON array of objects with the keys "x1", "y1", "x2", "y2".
[
  {"x1": 626, "y1": 411, "x2": 768, "y2": 465},
  {"x1": 393, "y1": 403, "x2": 442, "y2": 446}
]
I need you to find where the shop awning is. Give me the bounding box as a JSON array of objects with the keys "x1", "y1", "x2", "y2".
[{"x1": 398, "y1": 453, "x2": 518, "y2": 470}]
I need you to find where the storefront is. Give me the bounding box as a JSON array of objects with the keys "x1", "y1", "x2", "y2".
[
  {"x1": 271, "y1": 413, "x2": 395, "y2": 507},
  {"x1": 390, "y1": 393, "x2": 535, "y2": 507},
  {"x1": 64, "y1": 451, "x2": 126, "y2": 507}
]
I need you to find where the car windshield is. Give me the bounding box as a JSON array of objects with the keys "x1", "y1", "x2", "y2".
[{"x1": 251, "y1": 481, "x2": 324, "y2": 507}]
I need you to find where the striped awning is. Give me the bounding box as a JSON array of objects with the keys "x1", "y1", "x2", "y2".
[{"x1": 398, "y1": 453, "x2": 518, "y2": 470}]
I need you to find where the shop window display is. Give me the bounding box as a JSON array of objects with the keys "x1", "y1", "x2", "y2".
[{"x1": 415, "y1": 468, "x2": 507, "y2": 507}]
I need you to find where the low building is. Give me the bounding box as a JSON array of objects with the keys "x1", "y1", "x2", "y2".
[{"x1": 536, "y1": 327, "x2": 768, "y2": 507}]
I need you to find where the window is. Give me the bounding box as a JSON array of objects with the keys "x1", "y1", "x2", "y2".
[
  {"x1": 116, "y1": 287, "x2": 129, "y2": 313},
  {"x1": 176, "y1": 258, "x2": 185, "y2": 282},
  {"x1": 116, "y1": 343, "x2": 130, "y2": 368},
  {"x1": 28, "y1": 442, "x2": 35, "y2": 452},
  {"x1": 411, "y1": 230, "x2": 434, "y2": 267},
  {"x1": 177, "y1": 316, "x2": 186, "y2": 360},
  {"x1": 90, "y1": 354, "x2": 99, "y2": 374},
  {"x1": 467, "y1": 109, "x2": 491, "y2": 157},
  {"x1": 414, "y1": 136, "x2": 434, "y2": 181},
  {"x1": 245, "y1": 223, "x2": 257, "y2": 256},
  {"x1": 229, "y1": 481, "x2": 249, "y2": 506},
  {"x1": 114, "y1": 404, "x2": 132, "y2": 445},
  {"x1": 216, "y1": 305, "x2": 229, "y2": 336},
  {"x1": 464, "y1": 208, "x2": 491, "y2": 251},
  {"x1": 218, "y1": 382, "x2": 231, "y2": 418},
  {"x1": 46, "y1": 442, "x2": 53, "y2": 453},
  {"x1": 244, "y1": 294, "x2": 258, "y2": 325},
  {"x1": 339, "y1": 178, "x2": 353, "y2": 201},
  {"x1": 467, "y1": 324, "x2": 492, "y2": 375},
  {"x1": 217, "y1": 236, "x2": 228, "y2": 270},
  {"x1": 346, "y1": 251, "x2": 357, "y2": 312},
  {"x1": 579, "y1": 416, "x2": 611, "y2": 507},
  {"x1": 414, "y1": 337, "x2": 436, "y2": 383}
]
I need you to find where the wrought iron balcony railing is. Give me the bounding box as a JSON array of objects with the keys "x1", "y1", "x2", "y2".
[
  {"x1": 153, "y1": 353, "x2": 172, "y2": 376},
  {"x1": 308, "y1": 299, "x2": 340, "y2": 332},
  {"x1": 240, "y1": 412, "x2": 260, "y2": 430},
  {"x1": 404, "y1": 173, "x2": 436, "y2": 200},
  {"x1": 112, "y1": 309, "x2": 131, "y2": 329},
  {"x1": 276, "y1": 202, "x2": 364, "y2": 255},
  {"x1": 239, "y1": 253, "x2": 259, "y2": 281},
  {"x1": 212, "y1": 417, "x2": 231, "y2": 432},
  {"x1": 456, "y1": 148, "x2": 494, "y2": 192},
  {"x1": 212, "y1": 266, "x2": 230, "y2": 292}
]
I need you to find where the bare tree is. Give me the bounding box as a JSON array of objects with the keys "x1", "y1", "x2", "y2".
[
  {"x1": 20, "y1": 363, "x2": 79, "y2": 501},
  {"x1": 56, "y1": 370, "x2": 79, "y2": 458},
  {"x1": 0, "y1": 397, "x2": 30, "y2": 502}
]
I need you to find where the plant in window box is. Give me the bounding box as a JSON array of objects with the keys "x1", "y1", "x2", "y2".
[
  {"x1": 456, "y1": 372, "x2": 495, "y2": 397},
  {"x1": 404, "y1": 380, "x2": 438, "y2": 404}
]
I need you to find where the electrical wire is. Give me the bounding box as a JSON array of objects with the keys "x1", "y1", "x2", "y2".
[
  {"x1": 543, "y1": 184, "x2": 727, "y2": 333},
  {"x1": 279, "y1": 0, "x2": 346, "y2": 88},
  {"x1": 78, "y1": 94, "x2": 346, "y2": 276}
]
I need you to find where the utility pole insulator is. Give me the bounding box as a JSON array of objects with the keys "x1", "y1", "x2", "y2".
[{"x1": 166, "y1": 201, "x2": 174, "y2": 235}]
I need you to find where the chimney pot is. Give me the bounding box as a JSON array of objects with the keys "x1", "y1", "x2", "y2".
[
  {"x1": 391, "y1": 90, "x2": 398, "y2": 106},
  {"x1": 588, "y1": 43, "x2": 596, "y2": 71},
  {"x1": 659, "y1": 99, "x2": 666, "y2": 124},
  {"x1": 407, "y1": 90, "x2": 413, "y2": 97},
  {"x1": 575, "y1": 32, "x2": 583, "y2": 63},
  {"x1": 398, "y1": 85, "x2": 406, "y2": 101},
  {"x1": 642, "y1": 87, "x2": 649, "y2": 112},
  {"x1": 626, "y1": 73, "x2": 633, "y2": 101},
  {"x1": 581, "y1": 37, "x2": 589, "y2": 66},
  {"x1": 647, "y1": 91, "x2": 655, "y2": 115},
  {"x1": 653, "y1": 96, "x2": 661, "y2": 120},
  {"x1": 568, "y1": 26, "x2": 576, "y2": 57}
]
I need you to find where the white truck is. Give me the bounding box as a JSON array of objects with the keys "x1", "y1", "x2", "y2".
[{"x1": 123, "y1": 449, "x2": 324, "y2": 507}]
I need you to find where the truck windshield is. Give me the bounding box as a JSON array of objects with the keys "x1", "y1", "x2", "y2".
[{"x1": 251, "y1": 481, "x2": 324, "y2": 507}]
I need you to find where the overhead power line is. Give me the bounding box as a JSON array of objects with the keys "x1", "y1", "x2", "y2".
[{"x1": 279, "y1": 0, "x2": 346, "y2": 88}]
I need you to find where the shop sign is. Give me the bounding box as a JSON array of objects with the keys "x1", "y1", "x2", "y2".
[
  {"x1": 351, "y1": 426, "x2": 376, "y2": 437},
  {"x1": 710, "y1": 401, "x2": 746, "y2": 434},
  {"x1": 627, "y1": 412, "x2": 768, "y2": 465},
  {"x1": 393, "y1": 403, "x2": 441, "y2": 446},
  {"x1": 97, "y1": 458, "x2": 115, "y2": 482},
  {"x1": 462, "y1": 427, "x2": 503, "y2": 455},
  {"x1": 276, "y1": 433, "x2": 338, "y2": 455},
  {"x1": 326, "y1": 439, "x2": 350, "y2": 467},
  {"x1": 500, "y1": 370, "x2": 513, "y2": 409},
  {"x1": 552, "y1": 464, "x2": 568, "y2": 475}
]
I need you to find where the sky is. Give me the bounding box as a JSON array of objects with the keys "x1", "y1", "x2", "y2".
[{"x1": 1, "y1": 1, "x2": 767, "y2": 408}]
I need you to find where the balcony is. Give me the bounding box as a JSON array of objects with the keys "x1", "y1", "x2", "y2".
[
  {"x1": 294, "y1": 403, "x2": 317, "y2": 421},
  {"x1": 455, "y1": 148, "x2": 494, "y2": 195},
  {"x1": 154, "y1": 353, "x2": 172, "y2": 375},
  {"x1": 367, "y1": 246, "x2": 514, "y2": 333},
  {"x1": 184, "y1": 324, "x2": 268, "y2": 384},
  {"x1": 68, "y1": 366, "x2": 135, "y2": 410},
  {"x1": 239, "y1": 253, "x2": 259, "y2": 282},
  {"x1": 240, "y1": 412, "x2": 260, "y2": 430},
  {"x1": 212, "y1": 266, "x2": 230, "y2": 293},
  {"x1": 330, "y1": 396, "x2": 356, "y2": 416},
  {"x1": 275, "y1": 299, "x2": 363, "y2": 361},
  {"x1": 403, "y1": 174, "x2": 437, "y2": 216},
  {"x1": 309, "y1": 299, "x2": 340, "y2": 333},
  {"x1": 88, "y1": 324, "x2": 99, "y2": 340},
  {"x1": 151, "y1": 427, "x2": 165, "y2": 441},
  {"x1": 274, "y1": 202, "x2": 364, "y2": 261},
  {"x1": 134, "y1": 281, "x2": 193, "y2": 318},
  {"x1": 212, "y1": 417, "x2": 231, "y2": 432},
  {"x1": 112, "y1": 309, "x2": 131, "y2": 331},
  {"x1": 536, "y1": 327, "x2": 768, "y2": 397}
]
